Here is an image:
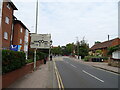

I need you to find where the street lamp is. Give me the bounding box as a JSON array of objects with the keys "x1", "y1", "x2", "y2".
[{"x1": 34, "y1": 0, "x2": 38, "y2": 71}]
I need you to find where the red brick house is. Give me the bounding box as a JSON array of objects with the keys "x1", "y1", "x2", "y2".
[
  {"x1": 90, "y1": 38, "x2": 120, "y2": 56},
  {"x1": 1, "y1": 0, "x2": 18, "y2": 49}
]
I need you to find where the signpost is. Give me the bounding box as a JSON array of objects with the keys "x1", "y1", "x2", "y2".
[
  {"x1": 30, "y1": 34, "x2": 52, "y2": 70},
  {"x1": 32, "y1": 0, "x2": 52, "y2": 70}
]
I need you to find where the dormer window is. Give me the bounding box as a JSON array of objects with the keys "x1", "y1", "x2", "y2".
[{"x1": 7, "y1": 3, "x2": 10, "y2": 9}]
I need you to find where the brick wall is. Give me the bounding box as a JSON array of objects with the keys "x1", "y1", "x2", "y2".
[
  {"x1": 12, "y1": 23, "x2": 25, "y2": 51},
  {"x1": 2, "y1": 2, "x2": 14, "y2": 49},
  {"x1": 2, "y1": 60, "x2": 44, "y2": 88}
]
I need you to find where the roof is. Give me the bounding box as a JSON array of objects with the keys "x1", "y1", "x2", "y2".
[
  {"x1": 4, "y1": 0, "x2": 18, "y2": 10},
  {"x1": 14, "y1": 20, "x2": 30, "y2": 32},
  {"x1": 90, "y1": 38, "x2": 120, "y2": 50}
]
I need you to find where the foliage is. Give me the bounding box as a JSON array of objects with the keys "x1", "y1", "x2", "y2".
[
  {"x1": 28, "y1": 50, "x2": 48, "y2": 61},
  {"x1": 84, "y1": 56, "x2": 92, "y2": 61},
  {"x1": 108, "y1": 45, "x2": 120, "y2": 55},
  {"x1": 51, "y1": 46, "x2": 62, "y2": 55},
  {"x1": 95, "y1": 41, "x2": 101, "y2": 44},
  {"x1": 2, "y1": 50, "x2": 26, "y2": 74},
  {"x1": 26, "y1": 59, "x2": 33, "y2": 64},
  {"x1": 78, "y1": 39, "x2": 89, "y2": 59},
  {"x1": 95, "y1": 50, "x2": 102, "y2": 56},
  {"x1": 83, "y1": 55, "x2": 108, "y2": 62},
  {"x1": 65, "y1": 43, "x2": 75, "y2": 55},
  {"x1": 36, "y1": 51, "x2": 48, "y2": 60}
]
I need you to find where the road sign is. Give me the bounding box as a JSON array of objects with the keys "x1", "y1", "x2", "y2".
[{"x1": 30, "y1": 34, "x2": 51, "y2": 49}]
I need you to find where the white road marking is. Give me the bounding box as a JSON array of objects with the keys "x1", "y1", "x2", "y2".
[
  {"x1": 70, "y1": 64, "x2": 77, "y2": 68},
  {"x1": 82, "y1": 70, "x2": 104, "y2": 83}
]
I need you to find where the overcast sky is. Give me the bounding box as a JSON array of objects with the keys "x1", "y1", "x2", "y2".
[{"x1": 12, "y1": 0, "x2": 119, "y2": 47}]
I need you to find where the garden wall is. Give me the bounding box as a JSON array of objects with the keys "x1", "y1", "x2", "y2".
[
  {"x1": 2, "y1": 60, "x2": 44, "y2": 88},
  {"x1": 108, "y1": 58, "x2": 120, "y2": 68}
]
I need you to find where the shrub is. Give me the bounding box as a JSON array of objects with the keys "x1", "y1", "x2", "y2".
[
  {"x1": 36, "y1": 51, "x2": 48, "y2": 60},
  {"x1": 28, "y1": 50, "x2": 49, "y2": 61},
  {"x1": 2, "y1": 50, "x2": 26, "y2": 74},
  {"x1": 84, "y1": 56, "x2": 92, "y2": 61},
  {"x1": 26, "y1": 59, "x2": 33, "y2": 64},
  {"x1": 108, "y1": 45, "x2": 120, "y2": 55}
]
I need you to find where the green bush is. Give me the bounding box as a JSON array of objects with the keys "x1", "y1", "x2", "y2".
[
  {"x1": 84, "y1": 56, "x2": 92, "y2": 61},
  {"x1": 26, "y1": 59, "x2": 33, "y2": 64},
  {"x1": 28, "y1": 50, "x2": 49, "y2": 61},
  {"x1": 108, "y1": 45, "x2": 120, "y2": 55},
  {"x1": 2, "y1": 50, "x2": 26, "y2": 74},
  {"x1": 36, "y1": 51, "x2": 48, "y2": 60}
]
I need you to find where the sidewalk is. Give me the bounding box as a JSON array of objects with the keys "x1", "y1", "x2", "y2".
[
  {"x1": 8, "y1": 60, "x2": 58, "y2": 88},
  {"x1": 70, "y1": 57, "x2": 119, "y2": 74}
]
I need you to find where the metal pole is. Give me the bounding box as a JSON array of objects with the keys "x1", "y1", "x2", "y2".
[
  {"x1": 108, "y1": 35, "x2": 109, "y2": 41},
  {"x1": 49, "y1": 48, "x2": 50, "y2": 60},
  {"x1": 34, "y1": 48, "x2": 37, "y2": 70},
  {"x1": 35, "y1": 0, "x2": 38, "y2": 34},
  {"x1": 76, "y1": 37, "x2": 79, "y2": 59},
  {"x1": 34, "y1": 0, "x2": 38, "y2": 70}
]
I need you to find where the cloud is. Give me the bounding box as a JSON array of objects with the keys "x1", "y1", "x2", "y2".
[
  {"x1": 38, "y1": 2, "x2": 118, "y2": 47},
  {"x1": 13, "y1": 0, "x2": 118, "y2": 47}
]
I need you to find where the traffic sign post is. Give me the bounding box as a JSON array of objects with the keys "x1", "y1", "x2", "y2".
[{"x1": 30, "y1": 34, "x2": 52, "y2": 70}]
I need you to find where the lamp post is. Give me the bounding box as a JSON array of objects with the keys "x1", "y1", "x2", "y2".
[{"x1": 34, "y1": 0, "x2": 38, "y2": 70}]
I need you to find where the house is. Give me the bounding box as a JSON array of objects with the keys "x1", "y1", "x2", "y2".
[
  {"x1": 1, "y1": 0, "x2": 18, "y2": 49},
  {"x1": 112, "y1": 50, "x2": 120, "y2": 59},
  {"x1": 12, "y1": 19, "x2": 30, "y2": 59},
  {"x1": 90, "y1": 38, "x2": 120, "y2": 56}
]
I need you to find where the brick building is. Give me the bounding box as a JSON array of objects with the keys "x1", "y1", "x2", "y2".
[
  {"x1": 13, "y1": 19, "x2": 30, "y2": 58},
  {"x1": 90, "y1": 38, "x2": 120, "y2": 56},
  {"x1": 1, "y1": 0, "x2": 17, "y2": 49}
]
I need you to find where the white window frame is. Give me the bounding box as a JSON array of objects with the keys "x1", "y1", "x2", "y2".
[
  {"x1": 4, "y1": 32, "x2": 8, "y2": 40},
  {"x1": 7, "y1": 3, "x2": 10, "y2": 9},
  {"x1": 5, "y1": 17, "x2": 9, "y2": 24},
  {"x1": 20, "y1": 28, "x2": 23, "y2": 33},
  {"x1": 20, "y1": 39, "x2": 22, "y2": 44}
]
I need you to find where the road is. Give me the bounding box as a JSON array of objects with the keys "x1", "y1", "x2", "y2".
[{"x1": 55, "y1": 57, "x2": 119, "y2": 88}]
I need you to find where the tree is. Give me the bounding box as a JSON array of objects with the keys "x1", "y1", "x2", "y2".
[
  {"x1": 65, "y1": 43, "x2": 75, "y2": 55},
  {"x1": 51, "y1": 46, "x2": 62, "y2": 55},
  {"x1": 95, "y1": 41, "x2": 101, "y2": 44},
  {"x1": 78, "y1": 39, "x2": 89, "y2": 59}
]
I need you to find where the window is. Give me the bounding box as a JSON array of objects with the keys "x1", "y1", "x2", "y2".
[
  {"x1": 20, "y1": 39, "x2": 22, "y2": 44},
  {"x1": 7, "y1": 3, "x2": 10, "y2": 9},
  {"x1": 4, "y1": 32, "x2": 8, "y2": 40},
  {"x1": 5, "y1": 17, "x2": 9, "y2": 24},
  {"x1": 20, "y1": 28, "x2": 23, "y2": 33}
]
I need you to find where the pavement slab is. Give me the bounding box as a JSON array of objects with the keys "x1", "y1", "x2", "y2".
[{"x1": 8, "y1": 60, "x2": 58, "y2": 88}]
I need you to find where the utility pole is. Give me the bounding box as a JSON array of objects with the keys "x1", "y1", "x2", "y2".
[
  {"x1": 34, "y1": 0, "x2": 38, "y2": 71},
  {"x1": 108, "y1": 35, "x2": 109, "y2": 41},
  {"x1": 76, "y1": 37, "x2": 79, "y2": 59}
]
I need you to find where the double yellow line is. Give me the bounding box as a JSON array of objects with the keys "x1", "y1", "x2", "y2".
[{"x1": 53, "y1": 60, "x2": 64, "y2": 90}]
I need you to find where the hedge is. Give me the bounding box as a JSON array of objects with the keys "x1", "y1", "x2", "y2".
[
  {"x1": 28, "y1": 50, "x2": 49, "y2": 62},
  {"x1": 2, "y1": 50, "x2": 26, "y2": 74},
  {"x1": 83, "y1": 56, "x2": 108, "y2": 62}
]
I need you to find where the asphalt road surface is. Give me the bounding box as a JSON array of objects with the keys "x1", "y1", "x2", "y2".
[{"x1": 55, "y1": 57, "x2": 119, "y2": 88}]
